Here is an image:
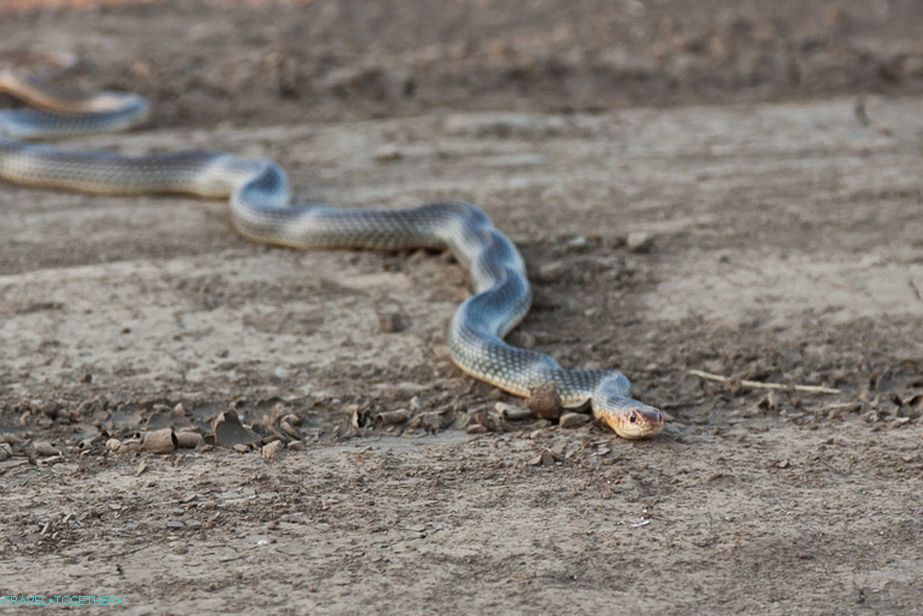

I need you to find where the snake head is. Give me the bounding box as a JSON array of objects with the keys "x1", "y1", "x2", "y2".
[{"x1": 591, "y1": 390, "x2": 664, "y2": 440}]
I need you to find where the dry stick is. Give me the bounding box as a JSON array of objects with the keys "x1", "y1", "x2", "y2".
[{"x1": 688, "y1": 369, "x2": 841, "y2": 395}]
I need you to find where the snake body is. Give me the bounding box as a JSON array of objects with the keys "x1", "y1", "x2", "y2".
[{"x1": 0, "y1": 52, "x2": 663, "y2": 439}]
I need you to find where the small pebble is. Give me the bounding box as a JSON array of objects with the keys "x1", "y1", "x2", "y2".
[
  {"x1": 758, "y1": 393, "x2": 777, "y2": 412},
  {"x1": 105, "y1": 438, "x2": 122, "y2": 452},
  {"x1": 287, "y1": 440, "x2": 305, "y2": 451},
  {"x1": 118, "y1": 439, "x2": 142, "y2": 453},
  {"x1": 626, "y1": 231, "x2": 654, "y2": 253},
  {"x1": 378, "y1": 312, "x2": 406, "y2": 333},
  {"x1": 130, "y1": 60, "x2": 152, "y2": 81},
  {"x1": 40, "y1": 401, "x2": 59, "y2": 419},
  {"x1": 175, "y1": 431, "x2": 203, "y2": 449},
  {"x1": 559, "y1": 412, "x2": 591, "y2": 428},
  {"x1": 466, "y1": 424, "x2": 488, "y2": 434},
  {"x1": 33, "y1": 441, "x2": 60, "y2": 457},
  {"x1": 897, "y1": 402, "x2": 921, "y2": 419},
  {"x1": 374, "y1": 145, "x2": 402, "y2": 162},
  {"x1": 508, "y1": 330, "x2": 536, "y2": 348},
  {"x1": 0, "y1": 443, "x2": 11, "y2": 461},
  {"x1": 261, "y1": 440, "x2": 284, "y2": 460},
  {"x1": 377, "y1": 409, "x2": 410, "y2": 425},
  {"x1": 141, "y1": 428, "x2": 177, "y2": 454},
  {"x1": 535, "y1": 261, "x2": 567, "y2": 284},
  {"x1": 529, "y1": 450, "x2": 557, "y2": 467},
  {"x1": 495, "y1": 402, "x2": 532, "y2": 420},
  {"x1": 567, "y1": 235, "x2": 589, "y2": 250},
  {"x1": 346, "y1": 404, "x2": 362, "y2": 429},
  {"x1": 233, "y1": 444, "x2": 251, "y2": 454},
  {"x1": 408, "y1": 411, "x2": 449, "y2": 432},
  {"x1": 279, "y1": 420, "x2": 302, "y2": 439}
]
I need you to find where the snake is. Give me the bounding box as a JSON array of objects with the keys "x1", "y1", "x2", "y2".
[{"x1": 0, "y1": 51, "x2": 664, "y2": 439}]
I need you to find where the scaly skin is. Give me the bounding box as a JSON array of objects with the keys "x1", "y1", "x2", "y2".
[{"x1": 0, "y1": 52, "x2": 664, "y2": 439}]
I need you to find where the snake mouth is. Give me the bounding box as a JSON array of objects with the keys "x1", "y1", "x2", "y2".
[{"x1": 598, "y1": 406, "x2": 665, "y2": 440}]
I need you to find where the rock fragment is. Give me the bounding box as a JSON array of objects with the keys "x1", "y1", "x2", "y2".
[
  {"x1": 535, "y1": 261, "x2": 568, "y2": 284},
  {"x1": 757, "y1": 392, "x2": 777, "y2": 413},
  {"x1": 141, "y1": 428, "x2": 178, "y2": 454},
  {"x1": 495, "y1": 401, "x2": 532, "y2": 420},
  {"x1": 118, "y1": 439, "x2": 142, "y2": 453},
  {"x1": 33, "y1": 441, "x2": 60, "y2": 457},
  {"x1": 261, "y1": 440, "x2": 284, "y2": 460},
  {"x1": 378, "y1": 312, "x2": 407, "y2": 333},
  {"x1": 898, "y1": 394, "x2": 923, "y2": 419},
  {"x1": 508, "y1": 330, "x2": 536, "y2": 348},
  {"x1": 175, "y1": 431, "x2": 204, "y2": 449},
  {"x1": 527, "y1": 383, "x2": 563, "y2": 420},
  {"x1": 407, "y1": 410, "x2": 451, "y2": 432},
  {"x1": 279, "y1": 419, "x2": 302, "y2": 440},
  {"x1": 377, "y1": 409, "x2": 411, "y2": 426},
  {"x1": 626, "y1": 231, "x2": 655, "y2": 253},
  {"x1": 528, "y1": 449, "x2": 558, "y2": 467},
  {"x1": 559, "y1": 412, "x2": 591, "y2": 428},
  {"x1": 470, "y1": 407, "x2": 514, "y2": 432},
  {"x1": 374, "y1": 145, "x2": 402, "y2": 162},
  {"x1": 213, "y1": 410, "x2": 262, "y2": 448}
]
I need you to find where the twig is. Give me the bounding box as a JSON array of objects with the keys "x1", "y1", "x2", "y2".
[
  {"x1": 688, "y1": 369, "x2": 841, "y2": 395},
  {"x1": 908, "y1": 277, "x2": 922, "y2": 303}
]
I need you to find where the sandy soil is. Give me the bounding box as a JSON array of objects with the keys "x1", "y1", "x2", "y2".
[{"x1": 1, "y1": 1, "x2": 922, "y2": 614}]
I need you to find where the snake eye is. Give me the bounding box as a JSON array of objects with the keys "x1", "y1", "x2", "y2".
[{"x1": 629, "y1": 412, "x2": 637, "y2": 423}]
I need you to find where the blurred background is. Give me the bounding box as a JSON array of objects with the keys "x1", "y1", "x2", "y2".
[{"x1": 3, "y1": 0, "x2": 922, "y2": 127}]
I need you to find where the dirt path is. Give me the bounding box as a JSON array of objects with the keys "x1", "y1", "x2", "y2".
[{"x1": 1, "y1": 2, "x2": 922, "y2": 614}]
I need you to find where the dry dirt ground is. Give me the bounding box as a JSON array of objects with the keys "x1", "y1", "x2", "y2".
[{"x1": 1, "y1": 1, "x2": 923, "y2": 614}]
